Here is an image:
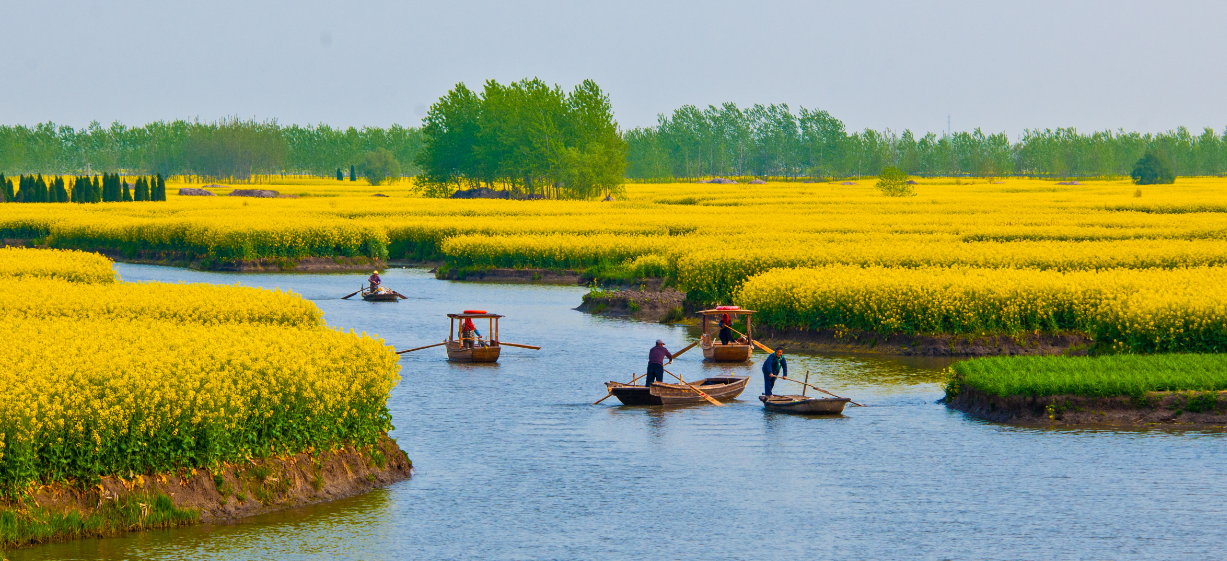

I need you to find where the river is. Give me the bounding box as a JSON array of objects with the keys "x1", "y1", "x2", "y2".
[{"x1": 10, "y1": 266, "x2": 1227, "y2": 560}]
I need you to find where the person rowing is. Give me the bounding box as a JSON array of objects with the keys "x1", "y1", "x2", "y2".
[
  {"x1": 719, "y1": 312, "x2": 733, "y2": 345},
  {"x1": 761, "y1": 346, "x2": 787, "y2": 396},
  {"x1": 368, "y1": 270, "x2": 382, "y2": 291},
  {"x1": 462, "y1": 317, "x2": 487, "y2": 348},
  {"x1": 646, "y1": 339, "x2": 673, "y2": 387}
]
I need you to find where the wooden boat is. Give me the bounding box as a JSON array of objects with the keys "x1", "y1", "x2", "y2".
[
  {"x1": 398, "y1": 311, "x2": 539, "y2": 363},
  {"x1": 445, "y1": 312, "x2": 503, "y2": 363},
  {"x1": 361, "y1": 289, "x2": 401, "y2": 302},
  {"x1": 698, "y1": 307, "x2": 757, "y2": 362},
  {"x1": 604, "y1": 376, "x2": 749, "y2": 406},
  {"x1": 759, "y1": 394, "x2": 850, "y2": 415}
]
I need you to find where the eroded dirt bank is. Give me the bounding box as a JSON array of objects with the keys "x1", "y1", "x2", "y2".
[
  {"x1": 946, "y1": 386, "x2": 1227, "y2": 428},
  {"x1": 25, "y1": 434, "x2": 411, "y2": 527},
  {"x1": 575, "y1": 288, "x2": 687, "y2": 322},
  {"x1": 751, "y1": 326, "x2": 1092, "y2": 357}
]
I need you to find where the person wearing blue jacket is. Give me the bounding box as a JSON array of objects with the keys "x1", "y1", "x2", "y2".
[{"x1": 761, "y1": 347, "x2": 787, "y2": 396}]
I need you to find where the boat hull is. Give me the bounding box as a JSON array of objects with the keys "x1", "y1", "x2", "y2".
[
  {"x1": 702, "y1": 343, "x2": 753, "y2": 362},
  {"x1": 759, "y1": 394, "x2": 850, "y2": 415},
  {"x1": 446, "y1": 343, "x2": 501, "y2": 363},
  {"x1": 362, "y1": 292, "x2": 400, "y2": 302},
  {"x1": 604, "y1": 383, "x2": 663, "y2": 406},
  {"x1": 650, "y1": 376, "x2": 749, "y2": 404}
]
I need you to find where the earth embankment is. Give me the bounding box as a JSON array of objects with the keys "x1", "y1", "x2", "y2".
[
  {"x1": 7, "y1": 435, "x2": 411, "y2": 549},
  {"x1": 752, "y1": 326, "x2": 1092, "y2": 357},
  {"x1": 946, "y1": 386, "x2": 1227, "y2": 428}
]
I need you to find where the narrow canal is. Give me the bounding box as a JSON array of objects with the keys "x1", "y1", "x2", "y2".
[{"x1": 12, "y1": 266, "x2": 1227, "y2": 560}]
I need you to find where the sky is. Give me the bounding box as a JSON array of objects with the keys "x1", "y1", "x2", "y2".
[{"x1": 2, "y1": 0, "x2": 1225, "y2": 138}]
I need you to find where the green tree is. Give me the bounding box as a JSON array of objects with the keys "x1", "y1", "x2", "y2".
[
  {"x1": 154, "y1": 173, "x2": 166, "y2": 201},
  {"x1": 336, "y1": 167, "x2": 343, "y2": 181},
  {"x1": 358, "y1": 149, "x2": 401, "y2": 186},
  {"x1": 122, "y1": 178, "x2": 133, "y2": 201},
  {"x1": 350, "y1": 165, "x2": 356, "y2": 181},
  {"x1": 1131, "y1": 148, "x2": 1176, "y2": 184},
  {"x1": 876, "y1": 165, "x2": 914, "y2": 196}
]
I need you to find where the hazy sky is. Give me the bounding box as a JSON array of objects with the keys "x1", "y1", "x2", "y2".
[{"x1": 2, "y1": 0, "x2": 1224, "y2": 137}]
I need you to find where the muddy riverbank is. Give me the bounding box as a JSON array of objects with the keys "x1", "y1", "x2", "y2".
[
  {"x1": 752, "y1": 326, "x2": 1092, "y2": 357},
  {"x1": 575, "y1": 288, "x2": 687, "y2": 322},
  {"x1": 946, "y1": 386, "x2": 1227, "y2": 428}
]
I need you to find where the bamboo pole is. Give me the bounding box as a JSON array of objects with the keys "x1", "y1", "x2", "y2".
[{"x1": 770, "y1": 374, "x2": 864, "y2": 406}]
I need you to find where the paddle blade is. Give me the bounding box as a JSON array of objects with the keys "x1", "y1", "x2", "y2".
[{"x1": 751, "y1": 339, "x2": 774, "y2": 353}]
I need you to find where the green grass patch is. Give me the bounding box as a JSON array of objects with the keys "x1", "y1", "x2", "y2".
[
  {"x1": 950, "y1": 354, "x2": 1227, "y2": 398},
  {"x1": 0, "y1": 491, "x2": 197, "y2": 550}
]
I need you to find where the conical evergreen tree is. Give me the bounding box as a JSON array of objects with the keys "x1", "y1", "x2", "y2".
[
  {"x1": 35, "y1": 175, "x2": 48, "y2": 203},
  {"x1": 350, "y1": 165, "x2": 356, "y2": 181},
  {"x1": 55, "y1": 177, "x2": 68, "y2": 202},
  {"x1": 136, "y1": 177, "x2": 147, "y2": 201},
  {"x1": 91, "y1": 176, "x2": 101, "y2": 203},
  {"x1": 155, "y1": 173, "x2": 166, "y2": 201},
  {"x1": 0, "y1": 174, "x2": 6, "y2": 203},
  {"x1": 122, "y1": 177, "x2": 133, "y2": 201},
  {"x1": 337, "y1": 168, "x2": 343, "y2": 181}
]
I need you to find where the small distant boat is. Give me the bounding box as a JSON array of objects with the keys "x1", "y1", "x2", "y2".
[
  {"x1": 759, "y1": 394, "x2": 850, "y2": 415},
  {"x1": 362, "y1": 288, "x2": 403, "y2": 302},
  {"x1": 604, "y1": 376, "x2": 749, "y2": 406}
]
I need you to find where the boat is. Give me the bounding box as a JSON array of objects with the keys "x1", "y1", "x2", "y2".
[
  {"x1": 698, "y1": 307, "x2": 757, "y2": 362},
  {"x1": 604, "y1": 375, "x2": 749, "y2": 406},
  {"x1": 759, "y1": 394, "x2": 850, "y2": 415},
  {"x1": 361, "y1": 287, "x2": 402, "y2": 302},
  {"x1": 445, "y1": 311, "x2": 503, "y2": 362},
  {"x1": 396, "y1": 311, "x2": 540, "y2": 363}
]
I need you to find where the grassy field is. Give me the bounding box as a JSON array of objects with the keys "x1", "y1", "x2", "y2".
[
  {"x1": 4, "y1": 176, "x2": 1227, "y2": 349},
  {"x1": 948, "y1": 354, "x2": 1227, "y2": 398}
]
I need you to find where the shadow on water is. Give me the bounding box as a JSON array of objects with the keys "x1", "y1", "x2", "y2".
[{"x1": 10, "y1": 265, "x2": 1227, "y2": 560}]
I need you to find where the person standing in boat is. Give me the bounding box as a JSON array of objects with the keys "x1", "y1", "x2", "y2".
[
  {"x1": 368, "y1": 270, "x2": 382, "y2": 291},
  {"x1": 761, "y1": 347, "x2": 788, "y2": 396},
  {"x1": 646, "y1": 340, "x2": 673, "y2": 386},
  {"x1": 718, "y1": 313, "x2": 733, "y2": 345},
  {"x1": 461, "y1": 317, "x2": 486, "y2": 348}
]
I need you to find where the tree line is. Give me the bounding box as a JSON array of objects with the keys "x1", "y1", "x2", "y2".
[
  {"x1": 625, "y1": 103, "x2": 1227, "y2": 180},
  {"x1": 3, "y1": 99, "x2": 1226, "y2": 185},
  {"x1": 0, "y1": 118, "x2": 422, "y2": 182},
  {"x1": 414, "y1": 78, "x2": 626, "y2": 199},
  {"x1": 1, "y1": 173, "x2": 166, "y2": 203}
]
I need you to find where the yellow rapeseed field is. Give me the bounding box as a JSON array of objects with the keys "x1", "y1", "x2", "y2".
[
  {"x1": 737, "y1": 265, "x2": 1227, "y2": 353},
  {"x1": 0, "y1": 248, "x2": 398, "y2": 498},
  {"x1": 5, "y1": 176, "x2": 1227, "y2": 349},
  {"x1": 0, "y1": 247, "x2": 117, "y2": 283}
]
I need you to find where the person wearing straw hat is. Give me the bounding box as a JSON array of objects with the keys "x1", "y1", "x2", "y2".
[
  {"x1": 761, "y1": 347, "x2": 788, "y2": 396},
  {"x1": 645, "y1": 340, "x2": 673, "y2": 386},
  {"x1": 368, "y1": 270, "x2": 382, "y2": 292}
]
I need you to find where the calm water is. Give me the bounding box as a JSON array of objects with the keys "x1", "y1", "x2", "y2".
[{"x1": 10, "y1": 266, "x2": 1227, "y2": 560}]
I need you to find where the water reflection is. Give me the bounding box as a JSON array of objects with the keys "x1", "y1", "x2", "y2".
[{"x1": 9, "y1": 265, "x2": 1227, "y2": 561}]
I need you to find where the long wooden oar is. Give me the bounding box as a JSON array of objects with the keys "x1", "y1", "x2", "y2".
[
  {"x1": 771, "y1": 374, "x2": 865, "y2": 406},
  {"x1": 396, "y1": 342, "x2": 446, "y2": 354},
  {"x1": 499, "y1": 342, "x2": 541, "y2": 350},
  {"x1": 721, "y1": 325, "x2": 774, "y2": 354},
  {"x1": 392, "y1": 291, "x2": 408, "y2": 300},
  {"x1": 670, "y1": 340, "x2": 700, "y2": 359},
  {"x1": 594, "y1": 373, "x2": 645, "y2": 405},
  {"x1": 341, "y1": 285, "x2": 367, "y2": 300},
  {"x1": 662, "y1": 368, "x2": 723, "y2": 406}
]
